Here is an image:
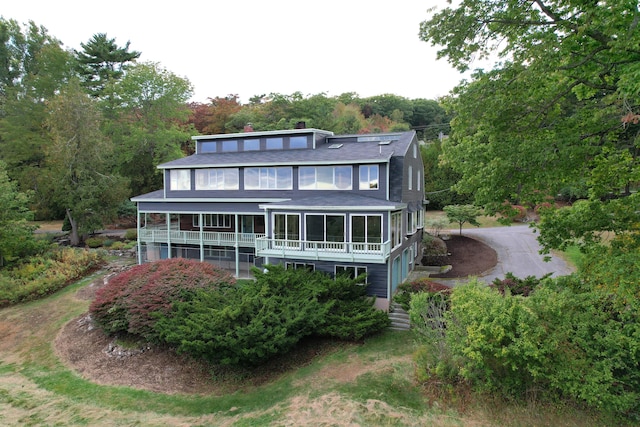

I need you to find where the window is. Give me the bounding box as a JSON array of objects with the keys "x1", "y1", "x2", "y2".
[
  {"x1": 244, "y1": 139, "x2": 260, "y2": 151},
  {"x1": 285, "y1": 262, "x2": 315, "y2": 271},
  {"x1": 408, "y1": 165, "x2": 413, "y2": 190},
  {"x1": 413, "y1": 143, "x2": 417, "y2": 158},
  {"x1": 391, "y1": 211, "x2": 403, "y2": 248},
  {"x1": 359, "y1": 165, "x2": 379, "y2": 190},
  {"x1": 170, "y1": 170, "x2": 190, "y2": 190},
  {"x1": 274, "y1": 214, "x2": 299, "y2": 241},
  {"x1": 417, "y1": 170, "x2": 422, "y2": 191},
  {"x1": 417, "y1": 208, "x2": 424, "y2": 229},
  {"x1": 407, "y1": 211, "x2": 417, "y2": 235},
  {"x1": 289, "y1": 136, "x2": 308, "y2": 149},
  {"x1": 335, "y1": 265, "x2": 367, "y2": 283},
  {"x1": 306, "y1": 214, "x2": 345, "y2": 242},
  {"x1": 244, "y1": 167, "x2": 293, "y2": 190},
  {"x1": 200, "y1": 141, "x2": 216, "y2": 153},
  {"x1": 221, "y1": 140, "x2": 238, "y2": 152},
  {"x1": 195, "y1": 168, "x2": 239, "y2": 190},
  {"x1": 193, "y1": 214, "x2": 232, "y2": 228},
  {"x1": 266, "y1": 137, "x2": 283, "y2": 150},
  {"x1": 299, "y1": 166, "x2": 352, "y2": 190},
  {"x1": 351, "y1": 215, "x2": 382, "y2": 246}
]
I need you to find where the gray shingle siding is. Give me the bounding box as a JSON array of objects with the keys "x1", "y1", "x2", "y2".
[{"x1": 132, "y1": 128, "x2": 425, "y2": 307}]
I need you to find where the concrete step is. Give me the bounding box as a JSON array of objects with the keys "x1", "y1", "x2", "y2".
[{"x1": 388, "y1": 302, "x2": 411, "y2": 331}]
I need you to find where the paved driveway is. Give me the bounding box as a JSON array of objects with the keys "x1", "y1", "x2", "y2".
[{"x1": 458, "y1": 225, "x2": 575, "y2": 283}]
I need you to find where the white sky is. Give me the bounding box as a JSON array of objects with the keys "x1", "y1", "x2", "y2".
[{"x1": 2, "y1": 1, "x2": 481, "y2": 104}]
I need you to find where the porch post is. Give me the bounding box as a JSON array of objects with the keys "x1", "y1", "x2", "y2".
[
  {"x1": 235, "y1": 213, "x2": 240, "y2": 277},
  {"x1": 136, "y1": 208, "x2": 142, "y2": 264},
  {"x1": 263, "y1": 208, "x2": 270, "y2": 266},
  {"x1": 166, "y1": 212, "x2": 172, "y2": 259},
  {"x1": 199, "y1": 213, "x2": 204, "y2": 262}
]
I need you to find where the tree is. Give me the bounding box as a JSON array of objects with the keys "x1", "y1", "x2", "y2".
[
  {"x1": 201, "y1": 94, "x2": 242, "y2": 134},
  {"x1": 419, "y1": 0, "x2": 640, "y2": 248},
  {"x1": 104, "y1": 62, "x2": 194, "y2": 195},
  {"x1": 0, "y1": 18, "x2": 73, "y2": 210},
  {"x1": 75, "y1": 33, "x2": 140, "y2": 97},
  {"x1": 421, "y1": 142, "x2": 472, "y2": 210},
  {"x1": 444, "y1": 204, "x2": 482, "y2": 235},
  {"x1": 45, "y1": 80, "x2": 129, "y2": 245},
  {"x1": 0, "y1": 161, "x2": 41, "y2": 267}
]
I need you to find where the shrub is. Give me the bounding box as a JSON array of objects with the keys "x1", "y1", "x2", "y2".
[
  {"x1": 424, "y1": 217, "x2": 450, "y2": 236},
  {"x1": 490, "y1": 272, "x2": 549, "y2": 297},
  {"x1": 85, "y1": 237, "x2": 104, "y2": 248},
  {"x1": 415, "y1": 277, "x2": 640, "y2": 417},
  {"x1": 316, "y1": 273, "x2": 390, "y2": 340},
  {"x1": 109, "y1": 241, "x2": 126, "y2": 250},
  {"x1": 422, "y1": 234, "x2": 448, "y2": 256},
  {"x1": 90, "y1": 258, "x2": 235, "y2": 340},
  {"x1": 102, "y1": 239, "x2": 115, "y2": 248},
  {"x1": 124, "y1": 229, "x2": 137, "y2": 240},
  {"x1": 154, "y1": 264, "x2": 389, "y2": 366},
  {"x1": 499, "y1": 202, "x2": 527, "y2": 222},
  {"x1": 0, "y1": 248, "x2": 105, "y2": 307},
  {"x1": 394, "y1": 279, "x2": 450, "y2": 311}
]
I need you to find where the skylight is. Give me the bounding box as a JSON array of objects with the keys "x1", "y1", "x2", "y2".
[{"x1": 328, "y1": 143, "x2": 343, "y2": 149}]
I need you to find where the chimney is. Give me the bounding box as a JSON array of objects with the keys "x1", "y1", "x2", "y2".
[
  {"x1": 244, "y1": 123, "x2": 254, "y2": 132},
  {"x1": 294, "y1": 121, "x2": 306, "y2": 129}
]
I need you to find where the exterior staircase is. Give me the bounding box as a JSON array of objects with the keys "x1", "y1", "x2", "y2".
[{"x1": 388, "y1": 302, "x2": 411, "y2": 331}]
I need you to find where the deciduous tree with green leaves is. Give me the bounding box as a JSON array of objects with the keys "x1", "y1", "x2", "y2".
[
  {"x1": 103, "y1": 62, "x2": 194, "y2": 195},
  {"x1": 0, "y1": 18, "x2": 73, "y2": 206},
  {"x1": 444, "y1": 204, "x2": 482, "y2": 235},
  {"x1": 0, "y1": 161, "x2": 42, "y2": 267},
  {"x1": 420, "y1": 0, "x2": 640, "y2": 249}
]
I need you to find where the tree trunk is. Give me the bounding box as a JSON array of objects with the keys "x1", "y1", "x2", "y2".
[{"x1": 66, "y1": 208, "x2": 80, "y2": 246}]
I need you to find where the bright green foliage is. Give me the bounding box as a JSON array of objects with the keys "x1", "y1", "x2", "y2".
[
  {"x1": 103, "y1": 62, "x2": 194, "y2": 195},
  {"x1": 419, "y1": 0, "x2": 640, "y2": 241},
  {"x1": 155, "y1": 264, "x2": 388, "y2": 366},
  {"x1": 537, "y1": 194, "x2": 640, "y2": 253},
  {"x1": 443, "y1": 204, "x2": 482, "y2": 235},
  {"x1": 421, "y1": 142, "x2": 471, "y2": 210},
  {"x1": 0, "y1": 18, "x2": 74, "y2": 203},
  {"x1": 414, "y1": 278, "x2": 640, "y2": 417},
  {"x1": 0, "y1": 161, "x2": 44, "y2": 267}
]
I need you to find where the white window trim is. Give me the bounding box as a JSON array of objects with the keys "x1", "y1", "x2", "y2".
[
  {"x1": 299, "y1": 166, "x2": 353, "y2": 190},
  {"x1": 335, "y1": 265, "x2": 368, "y2": 284},
  {"x1": 244, "y1": 167, "x2": 293, "y2": 190},
  {"x1": 304, "y1": 213, "x2": 346, "y2": 242},
  {"x1": 359, "y1": 165, "x2": 379, "y2": 190}
]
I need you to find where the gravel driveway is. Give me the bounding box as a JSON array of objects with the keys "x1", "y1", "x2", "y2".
[{"x1": 459, "y1": 225, "x2": 575, "y2": 283}]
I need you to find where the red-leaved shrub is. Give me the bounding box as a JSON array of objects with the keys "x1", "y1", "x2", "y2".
[{"x1": 90, "y1": 258, "x2": 235, "y2": 340}]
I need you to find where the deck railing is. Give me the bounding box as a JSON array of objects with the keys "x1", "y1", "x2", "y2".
[
  {"x1": 255, "y1": 237, "x2": 391, "y2": 263},
  {"x1": 138, "y1": 227, "x2": 264, "y2": 247}
]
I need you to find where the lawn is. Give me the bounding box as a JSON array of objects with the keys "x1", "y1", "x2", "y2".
[{"x1": 0, "y1": 266, "x2": 621, "y2": 426}]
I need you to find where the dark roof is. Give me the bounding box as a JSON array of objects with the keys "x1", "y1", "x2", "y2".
[
  {"x1": 259, "y1": 192, "x2": 405, "y2": 211},
  {"x1": 159, "y1": 130, "x2": 416, "y2": 169},
  {"x1": 131, "y1": 189, "x2": 164, "y2": 202}
]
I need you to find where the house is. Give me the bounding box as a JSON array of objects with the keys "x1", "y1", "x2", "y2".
[{"x1": 131, "y1": 127, "x2": 426, "y2": 310}]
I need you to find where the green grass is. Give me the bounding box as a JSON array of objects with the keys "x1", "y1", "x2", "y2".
[
  {"x1": 0, "y1": 267, "x2": 628, "y2": 426},
  {"x1": 426, "y1": 210, "x2": 508, "y2": 230},
  {"x1": 559, "y1": 245, "x2": 584, "y2": 269}
]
